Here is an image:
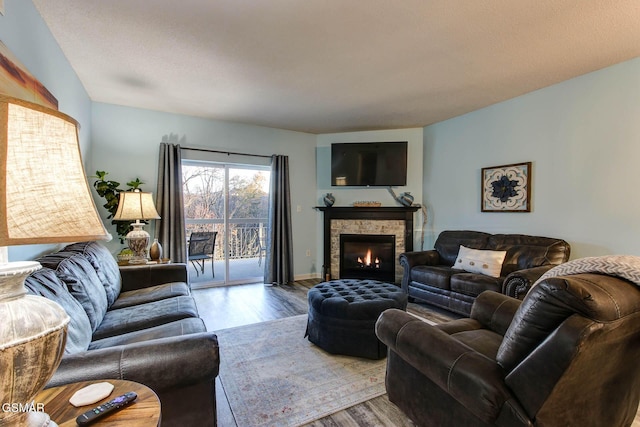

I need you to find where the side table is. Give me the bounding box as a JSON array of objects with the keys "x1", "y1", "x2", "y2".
[{"x1": 36, "y1": 380, "x2": 161, "y2": 427}]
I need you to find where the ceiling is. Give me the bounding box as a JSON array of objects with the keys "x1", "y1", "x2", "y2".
[{"x1": 33, "y1": 1, "x2": 640, "y2": 134}]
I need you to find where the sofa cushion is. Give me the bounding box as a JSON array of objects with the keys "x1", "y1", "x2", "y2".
[
  {"x1": 110, "y1": 282, "x2": 190, "y2": 310},
  {"x1": 92, "y1": 295, "x2": 200, "y2": 341},
  {"x1": 63, "y1": 241, "x2": 122, "y2": 307},
  {"x1": 434, "y1": 230, "x2": 491, "y2": 266},
  {"x1": 487, "y1": 234, "x2": 571, "y2": 276},
  {"x1": 38, "y1": 253, "x2": 108, "y2": 332},
  {"x1": 89, "y1": 318, "x2": 206, "y2": 350},
  {"x1": 24, "y1": 268, "x2": 92, "y2": 354},
  {"x1": 450, "y1": 273, "x2": 502, "y2": 297},
  {"x1": 411, "y1": 265, "x2": 458, "y2": 290},
  {"x1": 454, "y1": 246, "x2": 506, "y2": 278}
]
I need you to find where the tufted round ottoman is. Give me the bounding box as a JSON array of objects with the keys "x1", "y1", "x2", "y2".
[{"x1": 305, "y1": 279, "x2": 408, "y2": 359}]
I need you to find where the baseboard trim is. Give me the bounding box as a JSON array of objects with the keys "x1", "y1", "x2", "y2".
[{"x1": 294, "y1": 273, "x2": 321, "y2": 281}]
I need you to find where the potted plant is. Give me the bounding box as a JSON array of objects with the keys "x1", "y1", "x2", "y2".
[{"x1": 91, "y1": 171, "x2": 145, "y2": 244}]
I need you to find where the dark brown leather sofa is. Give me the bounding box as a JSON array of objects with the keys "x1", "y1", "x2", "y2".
[
  {"x1": 376, "y1": 272, "x2": 640, "y2": 426},
  {"x1": 400, "y1": 230, "x2": 570, "y2": 315},
  {"x1": 24, "y1": 241, "x2": 219, "y2": 427}
]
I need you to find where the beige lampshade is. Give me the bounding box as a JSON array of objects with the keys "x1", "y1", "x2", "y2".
[
  {"x1": 113, "y1": 190, "x2": 161, "y2": 221},
  {"x1": 0, "y1": 95, "x2": 108, "y2": 427},
  {"x1": 0, "y1": 95, "x2": 109, "y2": 245}
]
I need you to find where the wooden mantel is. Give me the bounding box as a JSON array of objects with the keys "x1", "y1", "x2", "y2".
[{"x1": 316, "y1": 206, "x2": 420, "y2": 279}]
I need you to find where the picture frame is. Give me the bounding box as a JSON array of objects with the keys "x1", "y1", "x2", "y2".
[
  {"x1": 0, "y1": 41, "x2": 58, "y2": 110},
  {"x1": 481, "y1": 162, "x2": 531, "y2": 212}
]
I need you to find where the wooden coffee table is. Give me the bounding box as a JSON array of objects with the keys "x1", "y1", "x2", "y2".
[{"x1": 36, "y1": 379, "x2": 161, "y2": 426}]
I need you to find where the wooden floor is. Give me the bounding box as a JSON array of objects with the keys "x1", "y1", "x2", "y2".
[{"x1": 192, "y1": 279, "x2": 457, "y2": 427}]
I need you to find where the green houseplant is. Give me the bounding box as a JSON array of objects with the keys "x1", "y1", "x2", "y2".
[{"x1": 91, "y1": 171, "x2": 145, "y2": 243}]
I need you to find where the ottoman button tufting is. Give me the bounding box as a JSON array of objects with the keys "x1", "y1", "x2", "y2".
[{"x1": 306, "y1": 279, "x2": 408, "y2": 359}]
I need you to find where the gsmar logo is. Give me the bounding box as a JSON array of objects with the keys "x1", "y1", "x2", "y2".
[{"x1": 2, "y1": 402, "x2": 45, "y2": 413}]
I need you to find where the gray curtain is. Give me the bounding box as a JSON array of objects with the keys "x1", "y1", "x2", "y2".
[
  {"x1": 156, "y1": 143, "x2": 187, "y2": 263},
  {"x1": 264, "y1": 155, "x2": 294, "y2": 285}
]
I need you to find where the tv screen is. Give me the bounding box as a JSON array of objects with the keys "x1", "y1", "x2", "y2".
[{"x1": 331, "y1": 141, "x2": 408, "y2": 187}]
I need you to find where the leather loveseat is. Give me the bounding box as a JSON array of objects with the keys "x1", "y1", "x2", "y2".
[
  {"x1": 24, "y1": 241, "x2": 219, "y2": 427},
  {"x1": 376, "y1": 271, "x2": 640, "y2": 426},
  {"x1": 400, "y1": 230, "x2": 570, "y2": 315}
]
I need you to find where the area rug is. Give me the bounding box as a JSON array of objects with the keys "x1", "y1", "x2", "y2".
[{"x1": 215, "y1": 315, "x2": 387, "y2": 427}]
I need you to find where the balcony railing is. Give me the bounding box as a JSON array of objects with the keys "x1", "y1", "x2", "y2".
[{"x1": 186, "y1": 218, "x2": 267, "y2": 261}]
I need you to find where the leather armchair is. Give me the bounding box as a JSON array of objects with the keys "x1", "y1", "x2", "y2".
[{"x1": 376, "y1": 272, "x2": 640, "y2": 427}]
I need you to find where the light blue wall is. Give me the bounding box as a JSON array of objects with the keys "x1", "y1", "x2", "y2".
[
  {"x1": 1, "y1": 0, "x2": 93, "y2": 261},
  {"x1": 90, "y1": 102, "x2": 319, "y2": 277},
  {"x1": 423, "y1": 57, "x2": 640, "y2": 258}
]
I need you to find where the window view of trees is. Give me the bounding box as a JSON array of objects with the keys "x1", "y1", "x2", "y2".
[{"x1": 183, "y1": 164, "x2": 270, "y2": 262}]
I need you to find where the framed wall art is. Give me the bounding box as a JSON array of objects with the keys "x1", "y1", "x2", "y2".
[
  {"x1": 481, "y1": 162, "x2": 531, "y2": 212},
  {"x1": 0, "y1": 41, "x2": 58, "y2": 109}
]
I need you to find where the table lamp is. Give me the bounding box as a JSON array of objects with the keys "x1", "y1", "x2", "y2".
[
  {"x1": 0, "y1": 95, "x2": 110, "y2": 426},
  {"x1": 112, "y1": 190, "x2": 160, "y2": 264}
]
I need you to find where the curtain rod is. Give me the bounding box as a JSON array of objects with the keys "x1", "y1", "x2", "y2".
[{"x1": 181, "y1": 145, "x2": 273, "y2": 159}]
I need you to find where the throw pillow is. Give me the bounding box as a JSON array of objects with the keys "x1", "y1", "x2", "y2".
[{"x1": 454, "y1": 245, "x2": 507, "y2": 278}]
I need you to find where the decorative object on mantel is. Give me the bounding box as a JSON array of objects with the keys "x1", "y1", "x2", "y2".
[
  {"x1": 0, "y1": 95, "x2": 110, "y2": 427},
  {"x1": 353, "y1": 201, "x2": 382, "y2": 207},
  {"x1": 386, "y1": 187, "x2": 428, "y2": 250},
  {"x1": 398, "y1": 192, "x2": 414, "y2": 207},
  {"x1": 481, "y1": 162, "x2": 532, "y2": 212},
  {"x1": 387, "y1": 186, "x2": 413, "y2": 207},
  {"x1": 323, "y1": 192, "x2": 335, "y2": 207}
]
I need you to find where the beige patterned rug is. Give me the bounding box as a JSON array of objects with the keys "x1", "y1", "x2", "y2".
[{"x1": 216, "y1": 315, "x2": 387, "y2": 427}]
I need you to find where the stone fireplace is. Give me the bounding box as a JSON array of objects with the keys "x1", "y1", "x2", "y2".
[{"x1": 318, "y1": 206, "x2": 419, "y2": 283}]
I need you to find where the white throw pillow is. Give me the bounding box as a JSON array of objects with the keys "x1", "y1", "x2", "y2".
[{"x1": 454, "y1": 245, "x2": 507, "y2": 278}]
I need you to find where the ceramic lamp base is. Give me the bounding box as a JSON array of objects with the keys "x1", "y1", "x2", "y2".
[
  {"x1": 125, "y1": 221, "x2": 150, "y2": 264},
  {"x1": 5, "y1": 411, "x2": 60, "y2": 427},
  {"x1": 0, "y1": 261, "x2": 69, "y2": 427}
]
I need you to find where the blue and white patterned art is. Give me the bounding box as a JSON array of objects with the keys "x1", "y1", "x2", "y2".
[{"x1": 481, "y1": 162, "x2": 531, "y2": 212}]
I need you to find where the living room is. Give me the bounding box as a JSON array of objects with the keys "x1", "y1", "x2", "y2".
[{"x1": 1, "y1": 1, "x2": 640, "y2": 426}]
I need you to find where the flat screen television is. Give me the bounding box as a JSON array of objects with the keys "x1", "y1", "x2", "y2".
[{"x1": 331, "y1": 141, "x2": 408, "y2": 187}]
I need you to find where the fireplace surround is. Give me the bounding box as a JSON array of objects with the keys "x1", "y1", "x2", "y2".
[{"x1": 318, "y1": 206, "x2": 420, "y2": 283}]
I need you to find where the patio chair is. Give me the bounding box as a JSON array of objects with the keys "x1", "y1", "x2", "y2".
[
  {"x1": 188, "y1": 231, "x2": 217, "y2": 277},
  {"x1": 257, "y1": 233, "x2": 267, "y2": 267}
]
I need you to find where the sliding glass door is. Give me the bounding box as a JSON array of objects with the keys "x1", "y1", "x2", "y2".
[{"x1": 182, "y1": 160, "x2": 270, "y2": 287}]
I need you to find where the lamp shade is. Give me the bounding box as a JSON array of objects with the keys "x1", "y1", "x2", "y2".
[
  {"x1": 112, "y1": 190, "x2": 161, "y2": 221},
  {"x1": 0, "y1": 95, "x2": 109, "y2": 245},
  {"x1": 0, "y1": 96, "x2": 108, "y2": 426}
]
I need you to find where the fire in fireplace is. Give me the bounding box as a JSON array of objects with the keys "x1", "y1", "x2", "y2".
[
  {"x1": 357, "y1": 249, "x2": 381, "y2": 269},
  {"x1": 339, "y1": 234, "x2": 395, "y2": 282}
]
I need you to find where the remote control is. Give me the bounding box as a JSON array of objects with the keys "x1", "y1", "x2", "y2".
[{"x1": 75, "y1": 391, "x2": 137, "y2": 425}]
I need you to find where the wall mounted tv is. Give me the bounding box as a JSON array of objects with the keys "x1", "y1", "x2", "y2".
[{"x1": 331, "y1": 141, "x2": 408, "y2": 187}]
